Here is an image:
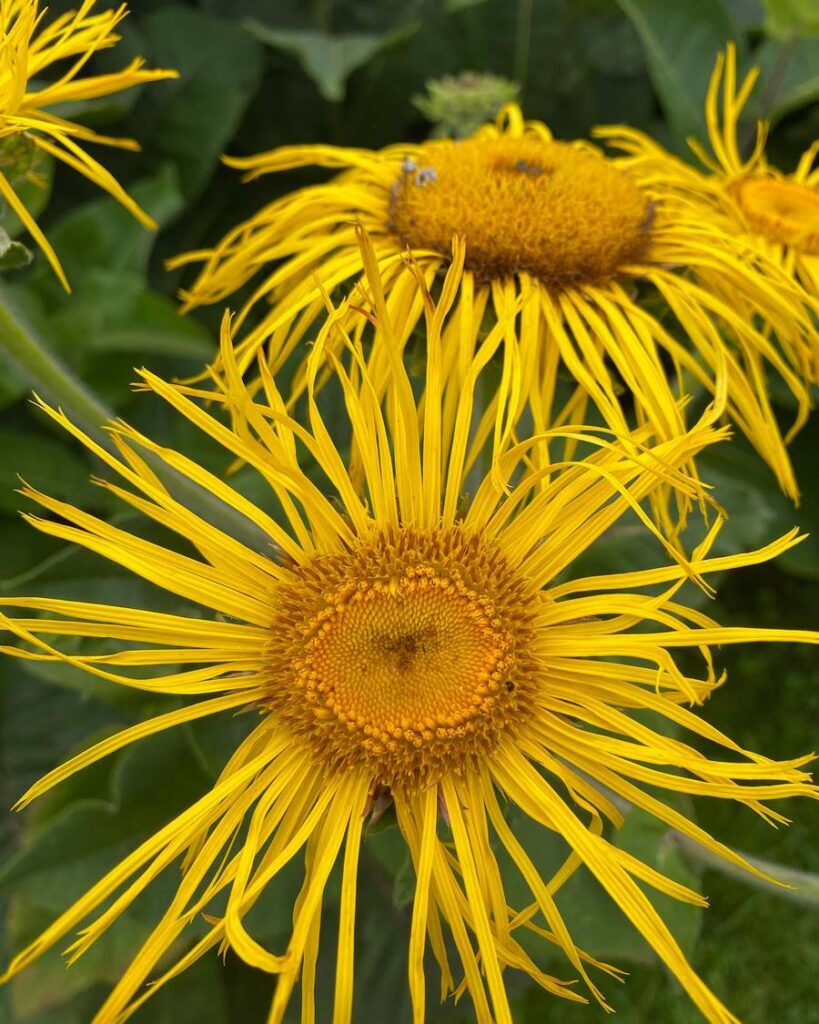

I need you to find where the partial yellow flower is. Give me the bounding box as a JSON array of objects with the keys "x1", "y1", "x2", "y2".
[
  {"x1": 1, "y1": 247, "x2": 817, "y2": 1024},
  {"x1": 0, "y1": 0, "x2": 177, "y2": 289},
  {"x1": 171, "y1": 100, "x2": 814, "y2": 507},
  {"x1": 598, "y1": 43, "x2": 819, "y2": 371}
]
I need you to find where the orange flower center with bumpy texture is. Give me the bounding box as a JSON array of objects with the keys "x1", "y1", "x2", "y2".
[
  {"x1": 732, "y1": 176, "x2": 819, "y2": 253},
  {"x1": 388, "y1": 137, "x2": 653, "y2": 287},
  {"x1": 265, "y1": 526, "x2": 540, "y2": 789}
]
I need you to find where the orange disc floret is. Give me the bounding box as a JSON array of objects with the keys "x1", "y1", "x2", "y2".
[
  {"x1": 265, "y1": 524, "x2": 539, "y2": 788},
  {"x1": 388, "y1": 136, "x2": 653, "y2": 286},
  {"x1": 730, "y1": 176, "x2": 819, "y2": 254}
]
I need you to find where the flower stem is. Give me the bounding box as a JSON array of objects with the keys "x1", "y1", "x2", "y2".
[
  {"x1": 0, "y1": 284, "x2": 268, "y2": 551},
  {"x1": 0, "y1": 283, "x2": 113, "y2": 449},
  {"x1": 672, "y1": 831, "x2": 819, "y2": 908},
  {"x1": 575, "y1": 763, "x2": 819, "y2": 907}
]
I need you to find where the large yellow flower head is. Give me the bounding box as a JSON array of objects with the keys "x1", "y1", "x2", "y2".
[
  {"x1": 599, "y1": 44, "x2": 819, "y2": 371},
  {"x1": 2, "y1": 248, "x2": 818, "y2": 1024},
  {"x1": 0, "y1": 0, "x2": 177, "y2": 289},
  {"x1": 171, "y1": 99, "x2": 814, "y2": 506}
]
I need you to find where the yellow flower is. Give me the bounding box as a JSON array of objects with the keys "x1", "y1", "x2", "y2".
[
  {"x1": 0, "y1": 0, "x2": 177, "y2": 289},
  {"x1": 171, "y1": 100, "x2": 814, "y2": 507},
  {"x1": 598, "y1": 43, "x2": 819, "y2": 373},
  {"x1": 1, "y1": 247, "x2": 817, "y2": 1024}
]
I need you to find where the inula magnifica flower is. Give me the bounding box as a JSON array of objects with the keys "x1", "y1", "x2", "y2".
[{"x1": 2, "y1": 245, "x2": 817, "y2": 1024}]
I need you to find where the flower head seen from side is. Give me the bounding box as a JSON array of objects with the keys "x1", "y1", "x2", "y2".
[
  {"x1": 599, "y1": 43, "x2": 819, "y2": 374},
  {"x1": 2, "y1": 250, "x2": 819, "y2": 1024},
  {"x1": 171, "y1": 98, "x2": 814, "y2": 506},
  {"x1": 0, "y1": 0, "x2": 177, "y2": 289}
]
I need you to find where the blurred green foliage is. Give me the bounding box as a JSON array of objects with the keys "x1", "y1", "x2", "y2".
[{"x1": 0, "y1": 0, "x2": 818, "y2": 1021}]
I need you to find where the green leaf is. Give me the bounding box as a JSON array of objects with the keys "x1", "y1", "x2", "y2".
[
  {"x1": 0, "y1": 663, "x2": 120, "y2": 833},
  {"x1": 245, "y1": 21, "x2": 420, "y2": 102},
  {"x1": 0, "y1": 429, "x2": 100, "y2": 514},
  {"x1": 0, "y1": 729, "x2": 209, "y2": 895},
  {"x1": 43, "y1": 269, "x2": 211, "y2": 380},
  {"x1": 9, "y1": 574, "x2": 204, "y2": 705},
  {"x1": 693, "y1": 419, "x2": 819, "y2": 581},
  {"x1": 186, "y1": 711, "x2": 257, "y2": 780},
  {"x1": 0, "y1": 519, "x2": 62, "y2": 589},
  {"x1": 2, "y1": 729, "x2": 212, "y2": 1015},
  {"x1": 28, "y1": 165, "x2": 183, "y2": 292},
  {"x1": 617, "y1": 0, "x2": 741, "y2": 144},
  {"x1": 83, "y1": 289, "x2": 212, "y2": 359},
  {"x1": 139, "y1": 7, "x2": 264, "y2": 200},
  {"x1": 0, "y1": 147, "x2": 53, "y2": 242},
  {"x1": 614, "y1": 808, "x2": 703, "y2": 958},
  {"x1": 365, "y1": 823, "x2": 416, "y2": 908},
  {"x1": 12, "y1": 165, "x2": 212, "y2": 398},
  {"x1": 131, "y1": 953, "x2": 230, "y2": 1023},
  {"x1": 0, "y1": 228, "x2": 32, "y2": 273},
  {"x1": 763, "y1": 0, "x2": 819, "y2": 37},
  {"x1": 754, "y1": 36, "x2": 819, "y2": 122},
  {"x1": 498, "y1": 800, "x2": 702, "y2": 967}
]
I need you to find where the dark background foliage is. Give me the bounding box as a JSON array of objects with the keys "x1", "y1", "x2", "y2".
[{"x1": 0, "y1": 1, "x2": 818, "y2": 1021}]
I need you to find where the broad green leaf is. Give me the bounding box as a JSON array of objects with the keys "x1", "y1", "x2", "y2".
[
  {"x1": 4, "y1": 981, "x2": 105, "y2": 1024},
  {"x1": 694, "y1": 424, "x2": 819, "y2": 580},
  {"x1": 769, "y1": 415, "x2": 819, "y2": 580},
  {"x1": 0, "y1": 429, "x2": 100, "y2": 514},
  {"x1": 0, "y1": 729, "x2": 210, "y2": 897},
  {"x1": 0, "y1": 229, "x2": 32, "y2": 273},
  {"x1": 0, "y1": 147, "x2": 53, "y2": 242},
  {"x1": 0, "y1": 662, "x2": 120, "y2": 828},
  {"x1": 763, "y1": 0, "x2": 819, "y2": 36},
  {"x1": 2, "y1": 729, "x2": 212, "y2": 1014},
  {"x1": 27, "y1": 165, "x2": 183, "y2": 291},
  {"x1": 725, "y1": 0, "x2": 766, "y2": 28},
  {"x1": 754, "y1": 36, "x2": 819, "y2": 122},
  {"x1": 42, "y1": 269, "x2": 211, "y2": 402},
  {"x1": 7, "y1": 896, "x2": 153, "y2": 1019},
  {"x1": 11, "y1": 573, "x2": 205, "y2": 705},
  {"x1": 0, "y1": 519, "x2": 62, "y2": 589},
  {"x1": 614, "y1": 807, "x2": 703, "y2": 957},
  {"x1": 245, "y1": 21, "x2": 420, "y2": 102},
  {"x1": 499, "y1": 800, "x2": 702, "y2": 966},
  {"x1": 11, "y1": 165, "x2": 212, "y2": 398},
  {"x1": 365, "y1": 822, "x2": 416, "y2": 908},
  {"x1": 617, "y1": 0, "x2": 741, "y2": 144},
  {"x1": 139, "y1": 7, "x2": 264, "y2": 200},
  {"x1": 0, "y1": 514, "x2": 183, "y2": 593},
  {"x1": 187, "y1": 710, "x2": 257, "y2": 780},
  {"x1": 83, "y1": 289, "x2": 212, "y2": 358},
  {"x1": 131, "y1": 953, "x2": 230, "y2": 1023}
]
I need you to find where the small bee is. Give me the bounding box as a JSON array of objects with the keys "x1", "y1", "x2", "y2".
[
  {"x1": 515, "y1": 159, "x2": 543, "y2": 176},
  {"x1": 414, "y1": 167, "x2": 438, "y2": 186},
  {"x1": 400, "y1": 155, "x2": 417, "y2": 174}
]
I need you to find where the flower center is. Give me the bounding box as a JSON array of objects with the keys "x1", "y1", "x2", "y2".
[
  {"x1": 265, "y1": 526, "x2": 539, "y2": 789},
  {"x1": 307, "y1": 574, "x2": 511, "y2": 728},
  {"x1": 732, "y1": 176, "x2": 819, "y2": 253},
  {"x1": 387, "y1": 137, "x2": 653, "y2": 287}
]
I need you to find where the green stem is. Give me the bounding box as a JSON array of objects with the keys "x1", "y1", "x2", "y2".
[
  {"x1": 0, "y1": 284, "x2": 113, "y2": 449},
  {"x1": 672, "y1": 831, "x2": 819, "y2": 908},
  {"x1": 0, "y1": 284, "x2": 267, "y2": 551},
  {"x1": 575, "y1": 764, "x2": 819, "y2": 908}
]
